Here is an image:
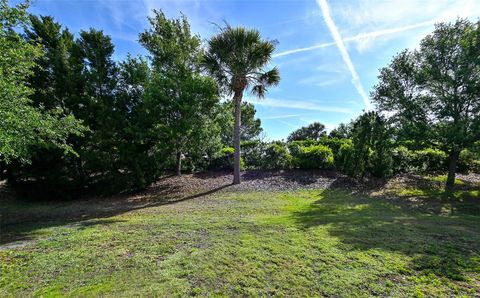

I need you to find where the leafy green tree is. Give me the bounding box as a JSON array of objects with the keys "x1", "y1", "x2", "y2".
[
  {"x1": 372, "y1": 19, "x2": 480, "y2": 191},
  {"x1": 340, "y1": 111, "x2": 392, "y2": 178},
  {"x1": 202, "y1": 25, "x2": 280, "y2": 184},
  {"x1": 140, "y1": 10, "x2": 221, "y2": 176},
  {"x1": 329, "y1": 122, "x2": 352, "y2": 139},
  {"x1": 18, "y1": 15, "x2": 155, "y2": 193},
  {"x1": 218, "y1": 101, "x2": 263, "y2": 146},
  {"x1": 0, "y1": 1, "x2": 85, "y2": 165},
  {"x1": 287, "y1": 122, "x2": 326, "y2": 142}
]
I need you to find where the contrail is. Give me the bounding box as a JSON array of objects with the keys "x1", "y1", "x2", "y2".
[
  {"x1": 316, "y1": 0, "x2": 372, "y2": 110},
  {"x1": 273, "y1": 19, "x2": 436, "y2": 58},
  {"x1": 273, "y1": 41, "x2": 336, "y2": 57},
  {"x1": 344, "y1": 19, "x2": 435, "y2": 42}
]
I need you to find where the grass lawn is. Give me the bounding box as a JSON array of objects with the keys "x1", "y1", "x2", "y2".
[{"x1": 1, "y1": 177, "x2": 479, "y2": 297}]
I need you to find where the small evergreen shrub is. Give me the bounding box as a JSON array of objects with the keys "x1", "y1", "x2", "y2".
[
  {"x1": 336, "y1": 140, "x2": 354, "y2": 172},
  {"x1": 458, "y1": 149, "x2": 477, "y2": 173},
  {"x1": 392, "y1": 146, "x2": 414, "y2": 173},
  {"x1": 209, "y1": 147, "x2": 244, "y2": 170},
  {"x1": 318, "y1": 136, "x2": 348, "y2": 156},
  {"x1": 411, "y1": 148, "x2": 447, "y2": 172},
  {"x1": 241, "y1": 140, "x2": 267, "y2": 169},
  {"x1": 294, "y1": 145, "x2": 334, "y2": 169},
  {"x1": 262, "y1": 142, "x2": 292, "y2": 170}
]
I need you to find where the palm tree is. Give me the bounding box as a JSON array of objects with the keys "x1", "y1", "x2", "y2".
[{"x1": 203, "y1": 26, "x2": 280, "y2": 184}]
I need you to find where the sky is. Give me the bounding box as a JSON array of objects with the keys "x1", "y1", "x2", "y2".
[{"x1": 20, "y1": 0, "x2": 480, "y2": 140}]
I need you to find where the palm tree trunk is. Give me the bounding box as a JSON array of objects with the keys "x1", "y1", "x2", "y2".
[
  {"x1": 445, "y1": 147, "x2": 461, "y2": 192},
  {"x1": 233, "y1": 91, "x2": 242, "y2": 185},
  {"x1": 176, "y1": 151, "x2": 182, "y2": 176}
]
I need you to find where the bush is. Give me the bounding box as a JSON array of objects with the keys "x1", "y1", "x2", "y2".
[
  {"x1": 336, "y1": 140, "x2": 354, "y2": 171},
  {"x1": 287, "y1": 142, "x2": 303, "y2": 157},
  {"x1": 262, "y1": 142, "x2": 292, "y2": 170},
  {"x1": 458, "y1": 149, "x2": 477, "y2": 173},
  {"x1": 241, "y1": 140, "x2": 267, "y2": 169},
  {"x1": 318, "y1": 137, "x2": 349, "y2": 156},
  {"x1": 370, "y1": 145, "x2": 393, "y2": 178},
  {"x1": 209, "y1": 147, "x2": 244, "y2": 170},
  {"x1": 392, "y1": 146, "x2": 414, "y2": 173},
  {"x1": 293, "y1": 145, "x2": 334, "y2": 169},
  {"x1": 411, "y1": 148, "x2": 447, "y2": 173},
  {"x1": 337, "y1": 111, "x2": 392, "y2": 178}
]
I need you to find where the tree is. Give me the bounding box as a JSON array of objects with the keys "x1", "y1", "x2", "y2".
[
  {"x1": 372, "y1": 19, "x2": 480, "y2": 191},
  {"x1": 0, "y1": 1, "x2": 85, "y2": 165},
  {"x1": 17, "y1": 15, "x2": 155, "y2": 194},
  {"x1": 140, "y1": 10, "x2": 221, "y2": 176},
  {"x1": 339, "y1": 111, "x2": 392, "y2": 178},
  {"x1": 329, "y1": 122, "x2": 352, "y2": 139},
  {"x1": 203, "y1": 25, "x2": 280, "y2": 184},
  {"x1": 218, "y1": 101, "x2": 263, "y2": 146},
  {"x1": 287, "y1": 122, "x2": 326, "y2": 142}
]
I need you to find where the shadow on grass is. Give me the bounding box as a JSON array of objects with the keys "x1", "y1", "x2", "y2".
[
  {"x1": 0, "y1": 184, "x2": 231, "y2": 246},
  {"x1": 291, "y1": 188, "x2": 480, "y2": 281},
  {"x1": 241, "y1": 169, "x2": 340, "y2": 185}
]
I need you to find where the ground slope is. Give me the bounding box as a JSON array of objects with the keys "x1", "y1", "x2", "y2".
[{"x1": 1, "y1": 171, "x2": 479, "y2": 297}]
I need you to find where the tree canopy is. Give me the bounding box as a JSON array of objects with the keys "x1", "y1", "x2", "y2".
[
  {"x1": 372, "y1": 19, "x2": 480, "y2": 191},
  {"x1": 0, "y1": 1, "x2": 85, "y2": 164},
  {"x1": 287, "y1": 122, "x2": 326, "y2": 142}
]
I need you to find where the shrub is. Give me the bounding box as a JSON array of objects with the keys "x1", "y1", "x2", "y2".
[
  {"x1": 458, "y1": 149, "x2": 477, "y2": 173},
  {"x1": 318, "y1": 136, "x2": 349, "y2": 156},
  {"x1": 336, "y1": 140, "x2": 354, "y2": 171},
  {"x1": 209, "y1": 147, "x2": 244, "y2": 170},
  {"x1": 370, "y1": 144, "x2": 393, "y2": 178},
  {"x1": 392, "y1": 146, "x2": 414, "y2": 173},
  {"x1": 411, "y1": 148, "x2": 447, "y2": 173},
  {"x1": 262, "y1": 142, "x2": 292, "y2": 170},
  {"x1": 294, "y1": 145, "x2": 334, "y2": 169},
  {"x1": 471, "y1": 160, "x2": 480, "y2": 173},
  {"x1": 241, "y1": 140, "x2": 267, "y2": 169},
  {"x1": 287, "y1": 142, "x2": 303, "y2": 157}
]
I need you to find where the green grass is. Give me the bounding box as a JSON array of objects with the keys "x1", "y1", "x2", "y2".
[{"x1": 1, "y1": 187, "x2": 479, "y2": 297}]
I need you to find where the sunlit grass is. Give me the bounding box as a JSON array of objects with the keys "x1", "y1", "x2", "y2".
[{"x1": 1, "y1": 188, "x2": 479, "y2": 297}]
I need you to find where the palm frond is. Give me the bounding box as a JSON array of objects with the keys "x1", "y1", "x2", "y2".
[{"x1": 202, "y1": 25, "x2": 280, "y2": 98}]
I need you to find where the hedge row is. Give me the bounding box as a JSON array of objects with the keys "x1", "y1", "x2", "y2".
[
  {"x1": 208, "y1": 139, "x2": 480, "y2": 175},
  {"x1": 209, "y1": 141, "x2": 334, "y2": 171}
]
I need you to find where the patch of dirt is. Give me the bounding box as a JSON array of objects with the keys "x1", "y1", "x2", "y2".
[
  {"x1": 145, "y1": 170, "x2": 356, "y2": 196},
  {"x1": 0, "y1": 239, "x2": 38, "y2": 251},
  {"x1": 456, "y1": 173, "x2": 480, "y2": 185}
]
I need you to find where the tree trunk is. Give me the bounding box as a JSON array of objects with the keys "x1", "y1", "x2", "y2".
[
  {"x1": 445, "y1": 147, "x2": 461, "y2": 192},
  {"x1": 233, "y1": 91, "x2": 243, "y2": 185},
  {"x1": 176, "y1": 151, "x2": 182, "y2": 176}
]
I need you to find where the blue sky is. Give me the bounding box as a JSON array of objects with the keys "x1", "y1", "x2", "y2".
[{"x1": 22, "y1": 0, "x2": 480, "y2": 140}]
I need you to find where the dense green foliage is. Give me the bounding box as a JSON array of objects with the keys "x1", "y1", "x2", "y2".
[
  {"x1": 218, "y1": 101, "x2": 263, "y2": 146},
  {"x1": 287, "y1": 122, "x2": 326, "y2": 142},
  {"x1": 139, "y1": 11, "x2": 221, "y2": 176},
  {"x1": 291, "y1": 144, "x2": 334, "y2": 169},
  {"x1": 372, "y1": 19, "x2": 480, "y2": 190},
  {"x1": 0, "y1": 1, "x2": 85, "y2": 165},
  {"x1": 1, "y1": 0, "x2": 479, "y2": 195}
]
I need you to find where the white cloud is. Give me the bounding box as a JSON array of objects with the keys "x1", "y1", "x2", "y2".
[
  {"x1": 263, "y1": 114, "x2": 303, "y2": 120},
  {"x1": 333, "y1": 0, "x2": 480, "y2": 51},
  {"x1": 298, "y1": 75, "x2": 345, "y2": 87},
  {"x1": 316, "y1": 0, "x2": 372, "y2": 110},
  {"x1": 273, "y1": 19, "x2": 436, "y2": 58},
  {"x1": 278, "y1": 120, "x2": 299, "y2": 129},
  {"x1": 245, "y1": 97, "x2": 356, "y2": 115},
  {"x1": 274, "y1": 0, "x2": 480, "y2": 57}
]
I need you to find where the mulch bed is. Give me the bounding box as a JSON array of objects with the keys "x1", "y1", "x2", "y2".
[{"x1": 146, "y1": 170, "x2": 357, "y2": 196}]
